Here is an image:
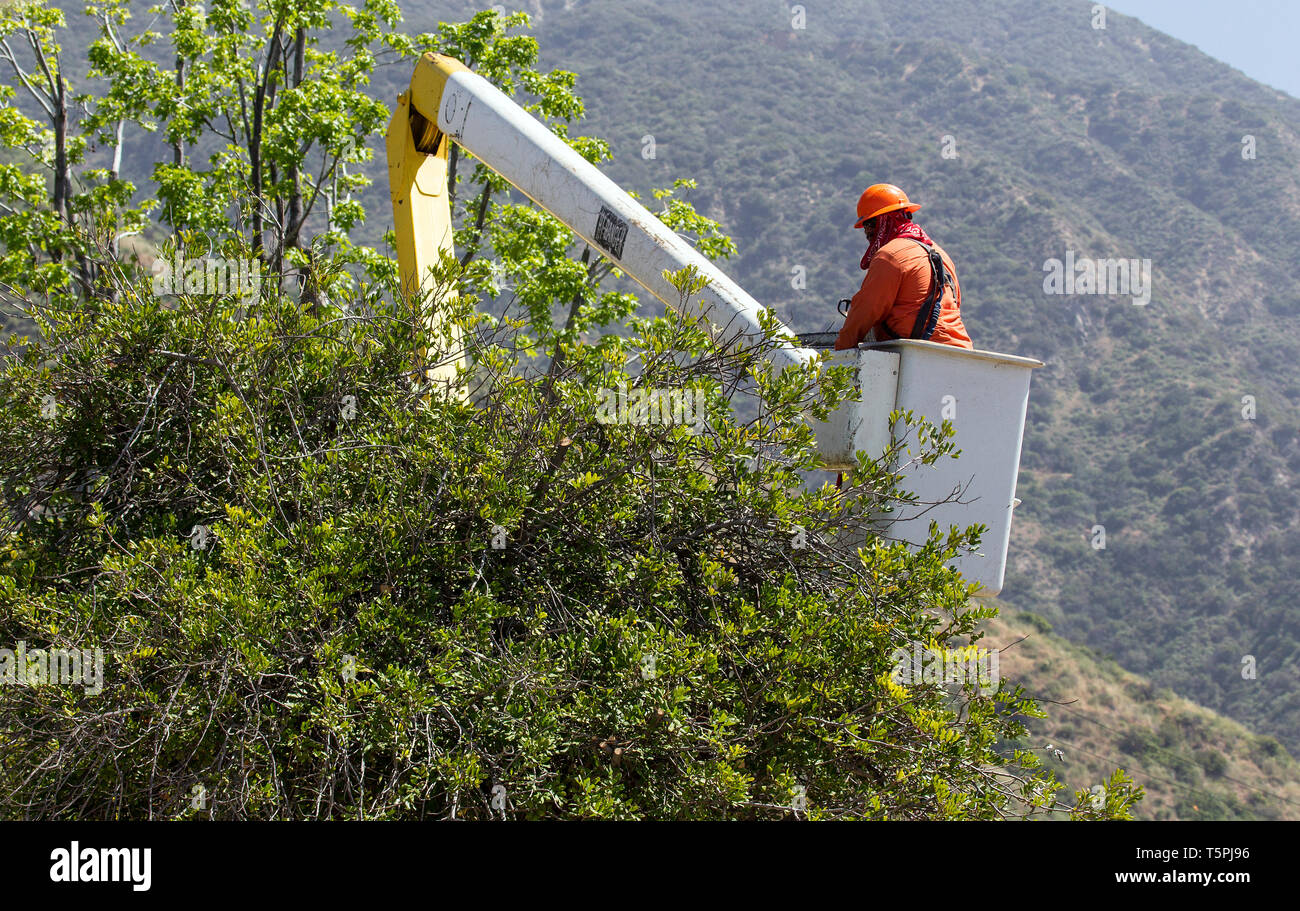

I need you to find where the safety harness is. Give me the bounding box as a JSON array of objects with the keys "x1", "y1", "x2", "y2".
[{"x1": 875, "y1": 240, "x2": 954, "y2": 341}]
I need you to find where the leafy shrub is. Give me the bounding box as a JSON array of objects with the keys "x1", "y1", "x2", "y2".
[
  {"x1": 0, "y1": 257, "x2": 1137, "y2": 819},
  {"x1": 1195, "y1": 749, "x2": 1228, "y2": 778}
]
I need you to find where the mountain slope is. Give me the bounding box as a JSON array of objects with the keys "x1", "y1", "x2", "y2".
[{"x1": 985, "y1": 610, "x2": 1300, "y2": 820}]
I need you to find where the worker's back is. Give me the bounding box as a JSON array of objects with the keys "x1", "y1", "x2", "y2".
[{"x1": 835, "y1": 238, "x2": 972, "y2": 350}]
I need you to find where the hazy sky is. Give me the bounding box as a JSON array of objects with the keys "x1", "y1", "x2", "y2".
[{"x1": 1105, "y1": 0, "x2": 1300, "y2": 98}]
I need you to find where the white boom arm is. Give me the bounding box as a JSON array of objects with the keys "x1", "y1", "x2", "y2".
[{"x1": 386, "y1": 53, "x2": 817, "y2": 380}]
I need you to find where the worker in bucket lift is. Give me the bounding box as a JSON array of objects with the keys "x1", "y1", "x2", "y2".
[{"x1": 834, "y1": 184, "x2": 973, "y2": 351}]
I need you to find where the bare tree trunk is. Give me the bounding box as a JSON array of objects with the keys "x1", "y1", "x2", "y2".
[
  {"x1": 447, "y1": 145, "x2": 459, "y2": 214},
  {"x1": 109, "y1": 117, "x2": 125, "y2": 293},
  {"x1": 458, "y1": 183, "x2": 493, "y2": 267},
  {"x1": 171, "y1": 0, "x2": 187, "y2": 167},
  {"x1": 51, "y1": 75, "x2": 68, "y2": 229},
  {"x1": 286, "y1": 27, "x2": 305, "y2": 254},
  {"x1": 51, "y1": 70, "x2": 91, "y2": 291},
  {"x1": 249, "y1": 16, "x2": 285, "y2": 257},
  {"x1": 109, "y1": 119, "x2": 124, "y2": 184}
]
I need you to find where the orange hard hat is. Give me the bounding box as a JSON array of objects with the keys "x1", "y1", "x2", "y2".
[{"x1": 854, "y1": 183, "x2": 921, "y2": 228}]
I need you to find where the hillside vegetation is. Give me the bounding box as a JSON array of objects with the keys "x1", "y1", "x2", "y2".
[{"x1": 986, "y1": 611, "x2": 1300, "y2": 819}]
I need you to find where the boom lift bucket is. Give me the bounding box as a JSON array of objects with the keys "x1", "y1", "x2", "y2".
[{"x1": 810, "y1": 339, "x2": 1043, "y2": 597}]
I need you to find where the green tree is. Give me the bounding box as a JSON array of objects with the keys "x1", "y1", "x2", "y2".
[{"x1": 0, "y1": 0, "x2": 147, "y2": 299}]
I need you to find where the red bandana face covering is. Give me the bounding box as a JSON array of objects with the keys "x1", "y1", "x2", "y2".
[{"x1": 860, "y1": 210, "x2": 933, "y2": 270}]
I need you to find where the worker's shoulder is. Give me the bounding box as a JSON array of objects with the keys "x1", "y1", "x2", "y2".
[
  {"x1": 880, "y1": 238, "x2": 956, "y2": 268},
  {"x1": 877, "y1": 237, "x2": 934, "y2": 266}
]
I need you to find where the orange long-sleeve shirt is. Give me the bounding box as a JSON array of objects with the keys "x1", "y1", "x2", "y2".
[{"x1": 834, "y1": 239, "x2": 973, "y2": 350}]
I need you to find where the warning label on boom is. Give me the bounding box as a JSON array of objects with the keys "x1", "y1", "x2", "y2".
[{"x1": 594, "y1": 206, "x2": 628, "y2": 260}]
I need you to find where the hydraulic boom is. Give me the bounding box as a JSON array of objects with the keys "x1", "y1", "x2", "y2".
[{"x1": 385, "y1": 53, "x2": 816, "y2": 385}]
